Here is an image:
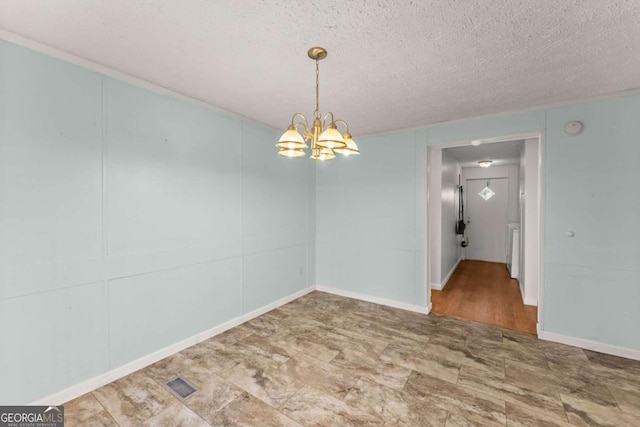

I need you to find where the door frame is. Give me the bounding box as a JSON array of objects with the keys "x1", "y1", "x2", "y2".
[{"x1": 425, "y1": 131, "x2": 545, "y2": 334}]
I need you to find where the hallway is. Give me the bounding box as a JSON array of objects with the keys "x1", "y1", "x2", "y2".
[{"x1": 432, "y1": 260, "x2": 537, "y2": 334}]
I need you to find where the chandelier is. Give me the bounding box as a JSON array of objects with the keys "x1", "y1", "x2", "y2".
[{"x1": 276, "y1": 47, "x2": 359, "y2": 160}]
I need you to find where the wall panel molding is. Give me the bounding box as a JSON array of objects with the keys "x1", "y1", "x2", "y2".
[{"x1": 106, "y1": 241, "x2": 243, "y2": 280}]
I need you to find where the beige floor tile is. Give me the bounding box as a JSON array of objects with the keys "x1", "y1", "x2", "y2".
[
  {"x1": 444, "y1": 411, "x2": 507, "y2": 426},
  {"x1": 505, "y1": 358, "x2": 568, "y2": 393},
  {"x1": 501, "y1": 329, "x2": 539, "y2": 349},
  {"x1": 270, "y1": 329, "x2": 339, "y2": 363},
  {"x1": 276, "y1": 316, "x2": 332, "y2": 333},
  {"x1": 466, "y1": 336, "x2": 548, "y2": 369},
  {"x1": 209, "y1": 324, "x2": 255, "y2": 346},
  {"x1": 375, "y1": 317, "x2": 433, "y2": 344},
  {"x1": 609, "y1": 385, "x2": 640, "y2": 417},
  {"x1": 226, "y1": 356, "x2": 304, "y2": 408},
  {"x1": 181, "y1": 339, "x2": 257, "y2": 377},
  {"x1": 438, "y1": 316, "x2": 504, "y2": 343},
  {"x1": 349, "y1": 318, "x2": 432, "y2": 350},
  {"x1": 142, "y1": 403, "x2": 209, "y2": 426},
  {"x1": 425, "y1": 323, "x2": 469, "y2": 344},
  {"x1": 458, "y1": 365, "x2": 566, "y2": 421},
  {"x1": 584, "y1": 350, "x2": 640, "y2": 373},
  {"x1": 208, "y1": 392, "x2": 302, "y2": 426},
  {"x1": 403, "y1": 371, "x2": 506, "y2": 426},
  {"x1": 561, "y1": 392, "x2": 640, "y2": 426},
  {"x1": 279, "y1": 352, "x2": 360, "y2": 399},
  {"x1": 505, "y1": 358, "x2": 617, "y2": 408},
  {"x1": 425, "y1": 335, "x2": 505, "y2": 377},
  {"x1": 345, "y1": 377, "x2": 448, "y2": 426},
  {"x1": 353, "y1": 300, "x2": 436, "y2": 327},
  {"x1": 546, "y1": 359, "x2": 601, "y2": 391},
  {"x1": 323, "y1": 327, "x2": 389, "y2": 356},
  {"x1": 64, "y1": 393, "x2": 118, "y2": 427},
  {"x1": 505, "y1": 402, "x2": 571, "y2": 426},
  {"x1": 92, "y1": 370, "x2": 176, "y2": 427},
  {"x1": 330, "y1": 347, "x2": 412, "y2": 391},
  {"x1": 539, "y1": 340, "x2": 589, "y2": 365},
  {"x1": 584, "y1": 352, "x2": 640, "y2": 392},
  {"x1": 280, "y1": 386, "x2": 384, "y2": 427},
  {"x1": 380, "y1": 344, "x2": 460, "y2": 384},
  {"x1": 272, "y1": 303, "x2": 329, "y2": 322},
  {"x1": 232, "y1": 333, "x2": 298, "y2": 365},
  {"x1": 183, "y1": 373, "x2": 244, "y2": 423},
  {"x1": 244, "y1": 311, "x2": 289, "y2": 337}
]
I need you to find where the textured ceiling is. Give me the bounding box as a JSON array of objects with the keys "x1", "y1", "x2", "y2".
[
  {"x1": 445, "y1": 140, "x2": 524, "y2": 168},
  {"x1": 1, "y1": 1, "x2": 640, "y2": 136}
]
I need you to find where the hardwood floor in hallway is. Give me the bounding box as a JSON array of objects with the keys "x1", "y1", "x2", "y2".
[{"x1": 431, "y1": 260, "x2": 538, "y2": 334}]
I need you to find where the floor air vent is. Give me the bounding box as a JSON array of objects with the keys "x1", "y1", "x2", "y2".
[{"x1": 165, "y1": 376, "x2": 198, "y2": 400}]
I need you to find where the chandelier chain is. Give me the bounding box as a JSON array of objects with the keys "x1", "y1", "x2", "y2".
[{"x1": 314, "y1": 59, "x2": 320, "y2": 119}]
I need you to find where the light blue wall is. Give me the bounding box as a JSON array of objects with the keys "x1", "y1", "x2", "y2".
[
  {"x1": 544, "y1": 96, "x2": 640, "y2": 350},
  {"x1": 316, "y1": 97, "x2": 640, "y2": 352},
  {"x1": 315, "y1": 130, "x2": 427, "y2": 305},
  {"x1": 0, "y1": 40, "x2": 315, "y2": 404}
]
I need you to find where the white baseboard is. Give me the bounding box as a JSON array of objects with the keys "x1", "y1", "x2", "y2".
[
  {"x1": 519, "y1": 281, "x2": 525, "y2": 300},
  {"x1": 523, "y1": 296, "x2": 537, "y2": 306},
  {"x1": 31, "y1": 286, "x2": 315, "y2": 405},
  {"x1": 31, "y1": 283, "x2": 640, "y2": 405},
  {"x1": 431, "y1": 258, "x2": 461, "y2": 291},
  {"x1": 538, "y1": 330, "x2": 640, "y2": 361},
  {"x1": 315, "y1": 285, "x2": 431, "y2": 315}
]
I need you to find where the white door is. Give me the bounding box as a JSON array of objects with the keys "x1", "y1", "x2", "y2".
[{"x1": 465, "y1": 178, "x2": 509, "y2": 263}]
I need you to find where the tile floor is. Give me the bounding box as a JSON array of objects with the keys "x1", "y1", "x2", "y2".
[{"x1": 64, "y1": 291, "x2": 640, "y2": 426}]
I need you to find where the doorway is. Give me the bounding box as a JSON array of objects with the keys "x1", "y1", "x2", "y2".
[{"x1": 426, "y1": 134, "x2": 543, "y2": 335}]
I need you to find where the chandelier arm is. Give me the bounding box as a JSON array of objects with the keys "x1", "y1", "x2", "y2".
[
  {"x1": 290, "y1": 112, "x2": 308, "y2": 125},
  {"x1": 289, "y1": 112, "x2": 310, "y2": 137},
  {"x1": 293, "y1": 121, "x2": 311, "y2": 138},
  {"x1": 334, "y1": 119, "x2": 349, "y2": 133},
  {"x1": 322, "y1": 111, "x2": 336, "y2": 126}
]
